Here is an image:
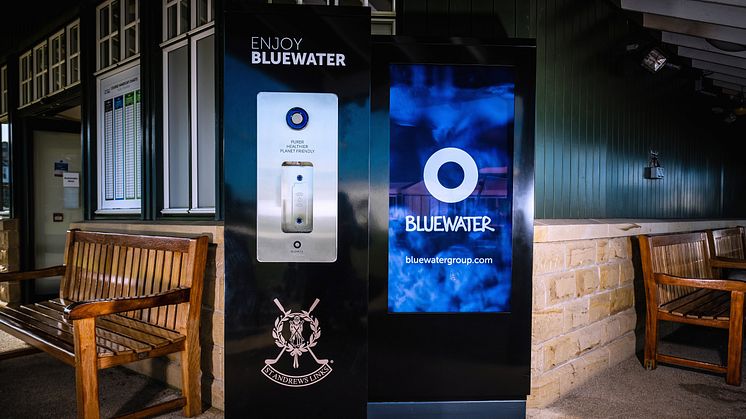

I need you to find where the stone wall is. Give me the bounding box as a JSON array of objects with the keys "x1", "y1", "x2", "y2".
[
  {"x1": 527, "y1": 219, "x2": 746, "y2": 408},
  {"x1": 70, "y1": 222, "x2": 225, "y2": 410},
  {"x1": 0, "y1": 219, "x2": 21, "y2": 304},
  {"x1": 528, "y1": 236, "x2": 636, "y2": 407}
]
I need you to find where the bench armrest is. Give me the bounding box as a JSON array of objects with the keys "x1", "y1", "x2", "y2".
[
  {"x1": 655, "y1": 273, "x2": 746, "y2": 293},
  {"x1": 64, "y1": 287, "x2": 191, "y2": 320},
  {"x1": 0, "y1": 265, "x2": 66, "y2": 282},
  {"x1": 710, "y1": 256, "x2": 746, "y2": 270}
]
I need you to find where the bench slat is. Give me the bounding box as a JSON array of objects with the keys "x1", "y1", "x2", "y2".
[
  {"x1": 670, "y1": 290, "x2": 727, "y2": 317},
  {"x1": 34, "y1": 299, "x2": 176, "y2": 348},
  {"x1": 0, "y1": 304, "x2": 128, "y2": 355},
  {"x1": 685, "y1": 292, "x2": 731, "y2": 319},
  {"x1": 658, "y1": 288, "x2": 711, "y2": 313}
]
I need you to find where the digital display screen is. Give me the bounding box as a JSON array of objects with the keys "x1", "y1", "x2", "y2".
[{"x1": 388, "y1": 64, "x2": 515, "y2": 313}]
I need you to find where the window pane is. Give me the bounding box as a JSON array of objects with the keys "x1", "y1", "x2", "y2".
[
  {"x1": 339, "y1": 0, "x2": 364, "y2": 5},
  {"x1": 112, "y1": 35, "x2": 120, "y2": 63},
  {"x1": 112, "y1": 0, "x2": 120, "y2": 30},
  {"x1": 1, "y1": 124, "x2": 9, "y2": 212},
  {"x1": 369, "y1": 0, "x2": 393, "y2": 11},
  {"x1": 125, "y1": 27, "x2": 137, "y2": 57},
  {"x1": 125, "y1": 0, "x2": 136, "y2": 24},
  {"x1": 70, "y1": 57, "x2": 79, "y2": 84},
  {"x1": 168, "y1": 6, "x2": 178, "y2": 39},
  {"x1": 100, "y1": 42, "x2": 110, "y2": 68},
  {"x1": 196, "y1": 34, "x2": 215, "y2": 208},
  {"x1": 197, "y1": 0, "x2": 209, "y2": 25},
  {"x1": 179, "y1": 0, "x2": 189, "y2": 34},
  {"x1": 167, "y1": 46, "x2": 189, "y2": 208},
  {"x1": 100, "y1": 6, "x2": 110, "y2": 37},
  {"x1": 70, "y1": 26, "x2": 79, "y2": 54}
]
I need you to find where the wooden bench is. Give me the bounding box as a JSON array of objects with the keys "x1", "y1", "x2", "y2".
[
  {"x1": 638, "y1": 231, "x2": 745, "y2": 385},
  {"x1": 0, "y1": 229, "x2": 209, "y2": 418}
]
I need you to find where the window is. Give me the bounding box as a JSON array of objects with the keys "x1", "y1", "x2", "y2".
[
  {"x1": 97, "y1": 63, "x2": 142, "y2": 213},
  {"x1": 97, "y1": 0, "x2": 139, "y2": 71},
  {"x1": 123, "y1": 0, "x2": 139, "y2": 59},
  {"x1": 67, "y1": 20, "x2": 80, "y2": 86},
  {"x1": 0, "y1": 65, "x2": 7, "y2": 116},
  {"x1": 162, "y1": 0, "x2": 215, "y2": 214},
  {"x1": 33, "y1": 42, "x2": 48, "y2": 102},
  {"x1": 19, "y1": 52, "x2": 32, "y2": 107},
  {"x1": 49, "y1": 30, "x2": 66, "y2": 95}
]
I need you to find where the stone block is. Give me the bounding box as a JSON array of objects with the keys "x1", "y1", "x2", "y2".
[
  {"x1": 563, "y1": 299, "x2": 589, "y2": 332},
  {"x1": 599, "y1": 263, "x2": 620, "y2": 290},
  {"x1": 606, "y1": 317, "x2": 622, "y2": 341},
  {"x1": 608, "y1": 237, "x2": 629, "y2": 260},
  {"x1": 0, "y1": 281, "x2": 21, "y2": 304},
  {"x1": 578, "y1": 322, "x2": 607, "y2": 352},
  {"x1": 620, "y1": 260, "x2": 635, "y2": 285},
  {"x1": 578, "y1": 348, "x2": 610, "y2": 383},
  {"x1": 576, "y1": 267, "x2": 600, "y2": 296},
  {"x1": 531, "y1": 347, "x2": 544, "y2": 377},
  {"x1": 567, "y1": 240, "x2": 596, "y2": 268},
  {"x1": 544, "y1": 336, "x2": 580, "y2": 370},
  {"x1": 611, "y1": 286, "x2": 634, "y2": 314},
  {"x1": 548, "y1": 272, "x2": 577, "y2": 305},
  {"x1": 588, "y1": 292, "x2": 611, "y2": 322},
  {"x1": 608, "y1": 332, "x2": 636, "y2": 365},
  {"x1": 533, "y1": 307, "x2": 564, "y2": 343},
  {"x1": 533, "y1": 275, "x2": 549, "y2": 311},
  {"x1": 618, "y1": 308, "x2": 637, "y2": 334},
  {"x1": 533, "y1": 242, "x2": 566, "y2": 275},
  {"x1": 527, "y1": 371, "x2": 561, "y2": 408},
  {"x1": 597, "y1": 239, "x2": 610, "y2": 264}
]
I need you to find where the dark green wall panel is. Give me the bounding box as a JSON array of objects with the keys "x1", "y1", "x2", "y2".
[{"x1": 398, "y1": 0, "x2": 742, "y2": 219}]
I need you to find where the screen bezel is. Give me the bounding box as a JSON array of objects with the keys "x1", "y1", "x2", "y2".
[{"x1": 369, "y1": 36, "x2": 535, "y2": 401}]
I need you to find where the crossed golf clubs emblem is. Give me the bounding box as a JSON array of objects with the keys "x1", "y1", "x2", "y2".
[{"x1": 265, "y1": 298, "x2": 329, "y2": 369}]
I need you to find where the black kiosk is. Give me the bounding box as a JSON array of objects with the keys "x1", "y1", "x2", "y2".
[{"x1": 224, "y1": 5, "x2": 535, "y2": 418}]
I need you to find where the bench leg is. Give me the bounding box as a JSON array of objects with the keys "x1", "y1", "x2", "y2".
[
  {"x1": 73, "y1": 318, "x2": 100, "y2": 419},
  {"x1": 180, "y1": 338, "x2": 202, "y2": 417},
  {"x1": 644, "y1": 314, "x2": 658, "y2": 370},
  {"x1": 726, "y1": 292, "x2": 744, "y2": 386}
]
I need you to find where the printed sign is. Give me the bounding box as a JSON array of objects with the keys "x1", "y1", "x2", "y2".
[{"x1": 388, "y1": 64, "x2": 515, "y2": 313}]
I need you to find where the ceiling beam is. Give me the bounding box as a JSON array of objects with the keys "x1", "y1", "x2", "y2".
[
  {"x1": 678, "y1": 46, "x2": 746, "y2": 68},
  {"x1": 692, "y1": 59, "x2": 746, "y2": 78},
  {"x1": 622, "y1": 0, "x2": 746, "y2": 29},
  {"x1": 644, "y1": 13, "x2": 746, "y2": 45},
  {"x1": 706, "y1": 72, "x2": 746, "y2": 86},
  {"x1": 713, "y1": 79, "x2": 746, "y2": 91},
  {"x1": 662, "y1": 32, "x2": 746, "y2": 59}
]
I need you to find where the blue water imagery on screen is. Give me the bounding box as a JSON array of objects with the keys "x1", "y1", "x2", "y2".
[{"x1": 388, "y1": 64, "x2": 515, "y2": 313}]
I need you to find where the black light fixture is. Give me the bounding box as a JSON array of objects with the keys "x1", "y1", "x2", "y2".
[{"x1": 641, "y1": 48, "x2": 667, "y2": 73}]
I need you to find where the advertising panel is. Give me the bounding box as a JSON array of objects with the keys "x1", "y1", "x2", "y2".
[{"x1": 388, "y1": 64, "x2": 514, "y2": 313}]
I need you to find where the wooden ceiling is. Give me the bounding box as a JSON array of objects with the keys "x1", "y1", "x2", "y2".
[{"x1": 618, "y1": 0, "x2": 746, "y2": 101}]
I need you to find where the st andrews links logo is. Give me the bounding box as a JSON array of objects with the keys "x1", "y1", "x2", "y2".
[{"x1": 261, "y1": 298, "x2": 333, "y2": 387}]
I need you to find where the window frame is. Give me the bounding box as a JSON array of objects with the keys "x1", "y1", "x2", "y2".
[
  {"x1": 0, "y1": 65, "x2": 7, "y2": 117},
  {"x1": 48, "y1": 29, "x2": 66, "y2": 96},
  {"x1": 189, "y1": 28, "x2": 216, "y2": 214},
  {"x1": 96, "y1": 0, "x2": 120, "y2": 71},
  {"x1": 122, "y1": 0, "x2": 140, "y2": 59},
  {"x1": 32, "y1": 41, "x2": 48, "y2": 103},
  {"x1": 163, "y1": 0, "x2": 191, "y2": 42},
  {"x1": 67, "y1": 20, "x2": 81, "y2": 87},
  {"x1": 161, "y1": 38, "x2": 190, "y2": 214},
  {"x1": 19, "y1": 51, "x2": 33, "y2": 108}
]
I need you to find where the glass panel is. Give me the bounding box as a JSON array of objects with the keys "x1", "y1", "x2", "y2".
[
  {"x1": 70, "y1": 57, "x2": 79, "y2": 84},
  {"x1": 70, "y1": 26, "x2": 79, "y2": 54},
  {"x1": 197, "y1": 0, "x2": 209, "y2": 25},
  {"x1": 112, "y1": 0, "x2": 120, "y2": 31},
  {"x1": 125, "y1": 27, "x2": 137, "y2": 57},
  {"x1": 339, "y1": 0, "x2": 363, "y2": 5},
  {"x1": 179, "y1": 0, "x2": 189, "y2": 34},
  {"x1": 100, "y1": 5, "x2": 110, "y2": 37},
  {"x1": 371, "y1": 20, "x2": 394, "y2": 35},
  {"x1": 100, "y1": 42, "x2": 110, "y2": 68},
  {"x1": 167, "y1": 46, "x2": 190, "y2": 208},
  {"x1": 112, "y1": 35, "x2": 120, "y2": 63},
  {"x1": 196, "y1": 34, "x2": 215, "y2": 208},
  {"x1": 1, "y1": 123, "x2": 9, "y2": 212},
  {"x1": 168, "y1": 5, "x2": 178, "y2": 39},
  {"x1": 51, "y1": 67, "x2": 60, "y2": 92},
  {"x1": 369, "y1": 0, "x2": 393, "y2": 11},
  {"x1": 125, "y1": 0, "x2": 137, "y2": 24}
]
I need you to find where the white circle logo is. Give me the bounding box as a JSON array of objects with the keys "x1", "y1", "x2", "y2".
[{"x1": 423, "y1": 147, "x2": 479, "y2": 203}]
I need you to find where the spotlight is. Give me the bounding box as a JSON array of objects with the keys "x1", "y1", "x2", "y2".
[{"x1": 641, "y1": 48, "x2": 667, "y2": 73}]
